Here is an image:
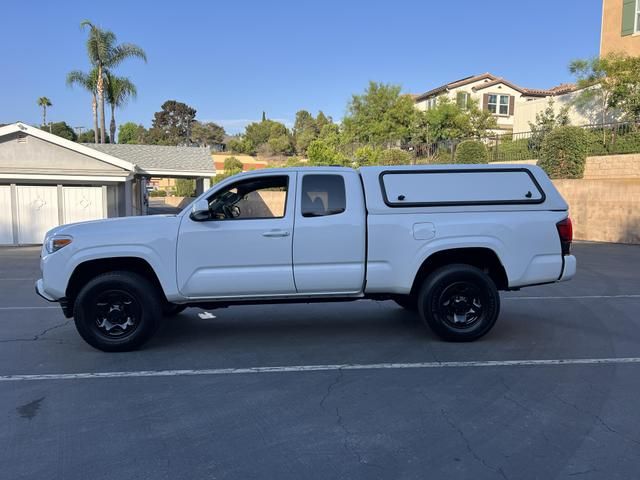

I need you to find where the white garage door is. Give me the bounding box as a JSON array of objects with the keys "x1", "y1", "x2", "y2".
[
  {"x1": 62, "y1": 187, "x2": 104, "y2": 224},
  {"x1": 0, "y1": 186, "x2": 13, "y2": 245},
  {"x1": 16, "y1": 186, "x2": 60, "y2": 244}
]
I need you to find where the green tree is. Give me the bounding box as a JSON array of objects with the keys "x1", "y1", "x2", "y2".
[
  {"x1": 80, "y1": 20, "x2": 147, "y2": 144},
  {"x1": 569, "y1": 54, "x2": 620, "y2": 129},
  {"x1": 315, "y1": 111, "x2": 332, "y2": 132},
  {"x1": 293, "y1": 110, "x2": 318, "y2": 154},
  {"x1": 77, "y1": 129, "x2": 110, "y2": 143},
  {"x1": 307, "y1": 139, "x2": 347, "y2": 165},
  {"x1": 104, "y1": 72, "x2": 137, "y2": 143},
  {"x1": 606, "y1": 55, "x2": 640, "y2": 122},
  {"x1": 117, "y1": 122, "x2": 147, "y2": 144},
  {"x1": 227, "y1": 136, "x2": 252, "y2": 154},
  {"x1": 41, "y1": 121, "x2": 77, "y2": 141},
  {"x1": 191, "y1": 121, "x2": 225, "y2": 147},
  {"x1": 343, "y1": 82, "x2": 415, "y2": 146},
  {"x1": 66, "y1": 68, "x2": 99, "y2": 143},
  {"x1": 528, "y1": 98, "x2": 570, "y2": 151},
  {"x1": 147, "y1": 100, "x2": 197, "y2": 145},
  {"x1": 240, "y1": 119, "x2": 292, "y2": 155},
  {"x1": 37, "y1": 97, "x2": 52, "y2": 126},
  {"x1": 418, "y1": 97, "x2": 496, "y2": 143}
]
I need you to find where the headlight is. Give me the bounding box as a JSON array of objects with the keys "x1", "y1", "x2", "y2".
[{"x1": 46, "y1": 235, "x2": 73, "y2": 254}]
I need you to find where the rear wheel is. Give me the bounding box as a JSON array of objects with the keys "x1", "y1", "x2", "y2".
[
  {"x1": 73, "y1": 271, "x2": 163, "y2": 352},
  {"x1": 417, "y1": 264, "x2": 500, "y2": 342}
]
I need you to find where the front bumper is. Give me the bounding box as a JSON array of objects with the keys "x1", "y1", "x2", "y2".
[{"x1": 35, "y1": 279, "x2": 56, "y2": 302}]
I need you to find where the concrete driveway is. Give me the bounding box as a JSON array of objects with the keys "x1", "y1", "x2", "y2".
[{"x1": 0, "y1": 243, "x2": 639, "y2": 479}]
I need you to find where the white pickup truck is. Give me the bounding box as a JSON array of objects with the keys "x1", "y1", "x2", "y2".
[{"x1": 37, "y1": 165, "x2": 576, "y2": 351}]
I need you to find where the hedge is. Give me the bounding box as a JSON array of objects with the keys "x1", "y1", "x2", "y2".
[
  {"x1": 539, "y1": 126, "x2": 588, "y2": 179},
  {"x1": 380, "y1": 148, "x2": 413, "y2": 166},
  {"x1": 454, "y1": 140, "x2": 489, "y2": 164}
]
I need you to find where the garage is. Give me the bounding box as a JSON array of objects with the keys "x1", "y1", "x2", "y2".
[
  {"x1": 9, "y1": 185, "x2": 105, "y2": 244},
  {"x1": 0, "y1": 123, "x2": 133, "y2": 245},
  {"x1": 0, "y1": 122, "x2": 215, "y2": 245}
]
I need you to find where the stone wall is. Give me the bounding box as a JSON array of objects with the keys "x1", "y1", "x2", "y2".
[
  {"x1": 491, "y1": 154, "x2": 640, "y2": 179},
  {"x1": 582, "y1": 154, "x2": 640, "y2": 179},
  {"x1": 553, "y1": 179, "x2": 640, "y2": 244}
]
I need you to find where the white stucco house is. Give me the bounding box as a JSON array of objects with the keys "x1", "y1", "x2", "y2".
[
  {"x1": 0, "y1": 122, "x2": 214, "y2": 245},
  {"x1": 414, "y1": 73, "x2": 577, "y2": 134}
]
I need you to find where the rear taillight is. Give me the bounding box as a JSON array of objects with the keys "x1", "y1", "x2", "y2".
[{"x1": 556, "y1": 217, "x2": 573, "y2": 255}]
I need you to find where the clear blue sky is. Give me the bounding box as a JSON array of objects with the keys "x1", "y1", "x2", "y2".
[{"x1": 0, "y1": 0, "x2": 602, "y2": 135}]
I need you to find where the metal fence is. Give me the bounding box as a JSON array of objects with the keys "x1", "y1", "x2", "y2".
[{"x1": 408, "y1": 121, "x2": 640, "y2": 164}]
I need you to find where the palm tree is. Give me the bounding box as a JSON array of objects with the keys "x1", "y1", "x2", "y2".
[
  {"x1": 67, "y1": 68, "x2": 99, "y2": 143},
  {"x1": 37, "y1": 97, "x2": 52, "y2": 127},
  {"x1": 80, "y1": 21, "x2": 146, "y2": 144},
  {"x1": 105, "y1": 73, "x2": 137, "y2": 143}
]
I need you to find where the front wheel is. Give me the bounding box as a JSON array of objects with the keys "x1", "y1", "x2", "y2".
[
  {"x1": 418, "y1": 264, "x2": 500, "y2": 342},
  {"x1": 73, "y1": 271, "x2": 163, "y2": 352}
]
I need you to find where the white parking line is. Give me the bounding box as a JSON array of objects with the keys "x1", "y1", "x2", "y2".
[
  {"x1": 504, "y1": 294, "x2": 640, "y2": 300},
  {"x1": 2, "y1": 357, "x2": 640, "y2": 382},
  {"x1": 0, "y1": 306, "x2": 59, "y2": 310}
]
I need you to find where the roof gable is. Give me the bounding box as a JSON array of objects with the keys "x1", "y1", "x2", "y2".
[
  {"x1": 0, "y1": 123, "x2": 135, "y2": 171},
  {"x1": 415, "y1": 73, "x2": 497, "y2": 101}
]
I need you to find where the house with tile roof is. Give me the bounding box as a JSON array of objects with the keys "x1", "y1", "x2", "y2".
[{"x1": 414, "y1": 73, "x2": 577, "y2": 134}]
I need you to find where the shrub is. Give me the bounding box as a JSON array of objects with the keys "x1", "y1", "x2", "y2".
[
  {"x1": 610, "y1": 130, "x2": 640, "y2": 155},
  {"x1": 454, "y1": 140, "x2": 489, "y2": 164},
  {"x1": 285, "y1": 156, "x2": 307, "y2": 167},
  {"x1": 496, "y1": 138, "x2": 534, "y2": 161},
  {"x1": 307, "y1": 139, "x2": 347, "y2": 165},
  {"x1": 539, "y1": 126, "x2": 588, "y2": 179},
  {"x1": 380, "y1": 148, "x2": 413, "y2": 166},
  {"x1": 223, "y1": 156, "x2": 243, "y2": 172},
  {"x1": 354, "y1": 145, "x2": 383, "y2": 166},
  {"x1": 175, "y1": 178, "x2": 196, "y2": 197},
  {"x1": 148, "y1": 189, "x2": 167, "y2": 197}
]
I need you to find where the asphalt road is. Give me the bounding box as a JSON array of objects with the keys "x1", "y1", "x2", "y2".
[{"x1": 1, "y1": 243, "x2": 639, "y2": 479}]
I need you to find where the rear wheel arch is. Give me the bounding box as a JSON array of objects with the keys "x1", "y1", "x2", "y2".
[{"x1": 410, "y1": 247, "x2": 509, "y2": 295}]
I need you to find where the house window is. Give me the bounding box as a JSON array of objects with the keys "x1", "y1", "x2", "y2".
[
  {"x1": 425, "y1": 97, "x2": 438, "y2": 110},
  {"x1": 488, "y1": 94, "x2": 510, "y2": 115},
  {"x1": 456, "y1": 92, "x2": 470, "y2": 110}
]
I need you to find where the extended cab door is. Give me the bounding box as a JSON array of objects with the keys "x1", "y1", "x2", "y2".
[
  {"x1": 293, "y1": 171, "x2": 366, "y2": 293},
  {"x1": 176, "y1": 173, "x2": 297, "y2": 298}
]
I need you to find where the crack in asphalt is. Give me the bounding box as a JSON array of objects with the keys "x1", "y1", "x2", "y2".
[
  {"x1": 318, "y1": 369, "x2": 384, "y2": 471},
  {"x1": 334, "y1": 406, "x2": 384, "y2": 471},
  {"x1": 319, "y1": 368, "x2": 343, "y2": 410},
  {"x1": 441, "y1": 408, "x2": 509, "y2": 480},
  {"x1": 0, "y1": 320, "x2": 70, "y2": 343},
  {"x1": 568, "y1": 467, "x2": 600, "y2": 477},
  {"x1": 553, "y1": 393, "x2": 640, "y2": 447}
]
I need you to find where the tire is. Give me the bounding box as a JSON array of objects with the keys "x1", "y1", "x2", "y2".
[
  {"x1": 163, "y1": 304, "x2": 187, "y2": 317},
  {"x1": 417, "y1": 264, "x2": 500, "y2": 342},
  {"x1": 73, "y1": 271, "x2": 163, "y2": 352},
  {"x1": 393, "y1": 295, "x2": 418, "y2": 311}
]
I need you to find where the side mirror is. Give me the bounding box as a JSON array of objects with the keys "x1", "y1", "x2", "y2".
[{"x1": 190, "y1": 199, "x2": 210, "y2": 221}]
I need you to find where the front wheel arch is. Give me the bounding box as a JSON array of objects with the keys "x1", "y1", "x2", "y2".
[{"x1": 66, "y1": 257, "x2": 168, "y2": 316}]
